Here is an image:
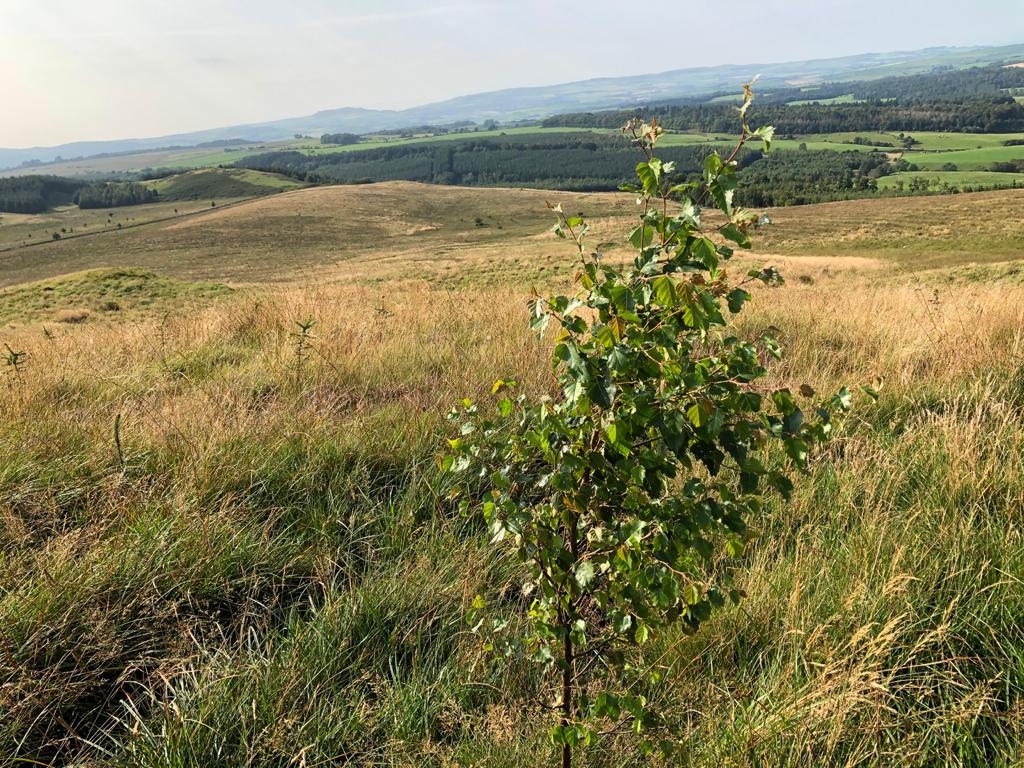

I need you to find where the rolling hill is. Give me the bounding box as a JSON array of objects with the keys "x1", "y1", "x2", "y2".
[
  {"x1": 2, "y1": 42, "x2": 1023, "y2": 171},
  {"x1": 3, "y1": 182, "x2": 1024, "y2": 765},
  {"x1": 2, "y1": 181, "x2": 1022, "y2": 291}
]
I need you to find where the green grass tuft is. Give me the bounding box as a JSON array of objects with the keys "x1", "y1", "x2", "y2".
[{"x1": 0, "y1": 268, "x2": 232, "y2": 325}]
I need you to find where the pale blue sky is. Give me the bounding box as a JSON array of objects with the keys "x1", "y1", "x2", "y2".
[{"x1": 2, "y1": 0, "x2": 1021, "y2": 147}]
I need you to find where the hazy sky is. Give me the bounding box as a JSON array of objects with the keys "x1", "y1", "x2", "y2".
[{"x1": 2, "y1": 0, "x2": 1021, "y2": 148}]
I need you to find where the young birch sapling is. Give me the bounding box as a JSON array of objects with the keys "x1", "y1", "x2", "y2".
[{"x1": 446, "y1": 83, "x2": 854, "y2": 767}]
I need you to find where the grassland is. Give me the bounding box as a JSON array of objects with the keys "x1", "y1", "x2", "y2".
[
  {"x1": 787, "y1": 93, "x2": 861, "y2": 105},
  {"x1": 0, "y1": 183, "x2": 637, "y2": 288},
  {"x1": 2, "y1": 184, "x2": 1024, "y2": 766},
  {"x1": 877, "y1": 170, "x2": 1024, "y2": 190},
  {"x1": 0, "y1": 170, "x2": 306, "y2": 253},
  {"x1": 656, "y1": 133, "x2": 893, "y2": 152},
  {"x1": 904, "y1": 144, "x2": 1024, "y2": 170},
  {"x1": 806, "y1": 131, "x2": 1024, "y2": 150},
  {"x1": 0, "y1": 198, "x2": 253, "y2": 251},
  {"x1": 299, "y1": 126, "x2": 609, "y2": 156},
  {"x1": 0, "y1": 141, "x2": 282, "y2": 178},
  {"x1": 2, "y1": 182, "x2": 1022, "y2": 291},
  {"x1": 0, "y1": 129, "x2": 612, "y2": 178},
  {"x1": 0, "y1": 268, "x2": 232, "y2": 326},
  {"x1": 142, "y1": 168, "x2": 306, "y2": 200}
]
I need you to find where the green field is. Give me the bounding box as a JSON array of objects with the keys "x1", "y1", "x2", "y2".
[
  {"x1": 905, "y1": 143, "x2": 1024, "y2": 170},
  {"x1": 292, "y1": 128, "x2": 1024, "y2": 165},
  {"x1": 806, "y1": 131, "x2": 1024, "y2": 151},
  {"x1": 897, "y1": 131, "x2": 1024, "y2": 150},
  {"x1": 787, "y1": 93, "x2": 861, "y2": 105},
  {"x1": 295, "y1": 126, "x2": 611, "y2": 157},
  {"x1": 658, "y1": 133, "x2": 889, "y2": 152},
  {"x1": 877, "y1": 170, "x2": 1024, "y2": 190},
  {"x1": 708, "y1": 93, "x2": 745, "y2": 103},
  {"x1": 7, "y1": 125, "x2": 1024, "y2": 187}
]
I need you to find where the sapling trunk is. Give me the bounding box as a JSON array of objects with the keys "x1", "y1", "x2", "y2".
[{"x1": 562, "y1": 626, "x2": 574, "y2": 768}]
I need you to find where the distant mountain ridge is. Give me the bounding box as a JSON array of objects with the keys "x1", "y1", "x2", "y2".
[{"x1": 3, "y1": 42, "x2": 1024, "y2": 171}]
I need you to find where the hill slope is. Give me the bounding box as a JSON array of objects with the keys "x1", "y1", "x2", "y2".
[
  {"x1": 1, "y1": 181, "x2": 1022, "y2": 289},
  {"x1": 143, "y1": 168, "x2": 305, "y2": 201},
  {"x1": 2, "y1": 185, "x2": 1024, "y2": 765},
  {"x1": 2, "y1": 42, "x2": 1023, "y2": 170}
]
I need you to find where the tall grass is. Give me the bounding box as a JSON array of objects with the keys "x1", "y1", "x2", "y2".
[{"x1": 1, "y1": 275, "x2": 1023, "y2": 766}]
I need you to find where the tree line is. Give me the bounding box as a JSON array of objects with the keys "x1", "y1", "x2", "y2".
[
  {"x1": 0, "y1": 176, "x2": 87, "y2": 214},
  {"x1": 544, "y1": 97, "x2": 1024, "y2": 135},
  {"x1": 320, "y1": 133, "x2": 361, "y2": 146},
  {"x1": 743, "y1": 63, "x2": 1024, "y2": 106},
  {"x1": 237, "y1": 130, "x2": 1022, "y2": 205},
  {"x1": 239, "y1": 134, "x2": 726, "y2": 191},
  {"x1": 0, "y1": 175, "x2": 157, "y2": 214},
  {"x1": 75, "y1": 181, "x2": 157, "y2": 209},
  {"x1": 737, "y1": 149, "x2": 895, "y2": 206}
]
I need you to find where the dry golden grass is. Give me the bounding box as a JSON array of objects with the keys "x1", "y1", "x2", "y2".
[
  {"x1": 5, "y1": 273, "x2": 1020, "y2": 416},
  {"x1": 3, "y1": 182, "x2": 1022, "y2": 291},
  {"x1": 3, "y1": 185, "x2": 1024, "y2": 766},
  {"x1": 0, "y1": 183, "x2": 634, "y2": 288}
]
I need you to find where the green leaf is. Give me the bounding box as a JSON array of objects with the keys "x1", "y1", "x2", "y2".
[
  {"x1": 752, "y1": 124, "x2": 775, "y2": 151},
  {"x1": 609, "y1": 284, "x2": 635, "y2": 312},
  {"x1": 693, "y1": 237, "x2": 718, "y2": 270},
  {"x1": 574, "y1": 561, "x2": 596, "y2": 589},
  {"x1": 703, "y1": 153, "x2": 724, "y2": 182},
  {"x1": 612, "y1": 612, "x2": 632, "y2": 634},
  {"x1": 628, "y1": 225, "x2": 654, "y2": 249},
  {"x1": 636, "y1": 161, "x2": 661, "y2": 196},
  {"x1": 686, "y1": 402, "x2": 707, "y2": 428},
  {"x1": 652, "y1": 275, "x2": 677, "y2": 306},
  {"x1": 678, "y1": 197, "x2": 700, "y2": 226},
  {"x1": 720, "y1": 222, "x2": 752, "y2": 248},
  {"x1": 635, "y1": 623, "x2": 649, "y2": 644},
  {"x1": 727, "y1": 288, "x2": 750, "y2": 313},
  {"x1": 836, "y1": 386, "x2": 854, "y2": 409},
  {"x1": 605, "y1": 421, "x2": 618, "y2": 445},
  {"x1": 772, "y1": 389, "x2": 797, "y2": 414}
]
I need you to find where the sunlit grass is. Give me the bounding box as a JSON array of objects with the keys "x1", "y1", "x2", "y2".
[{"x1": 3, "y1": 188, "x2": 1024, "y2": 765}]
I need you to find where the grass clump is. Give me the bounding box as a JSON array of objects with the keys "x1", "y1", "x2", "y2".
[{"x1": 0, "y1": 268, "x2": 232, "y2": 326}]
